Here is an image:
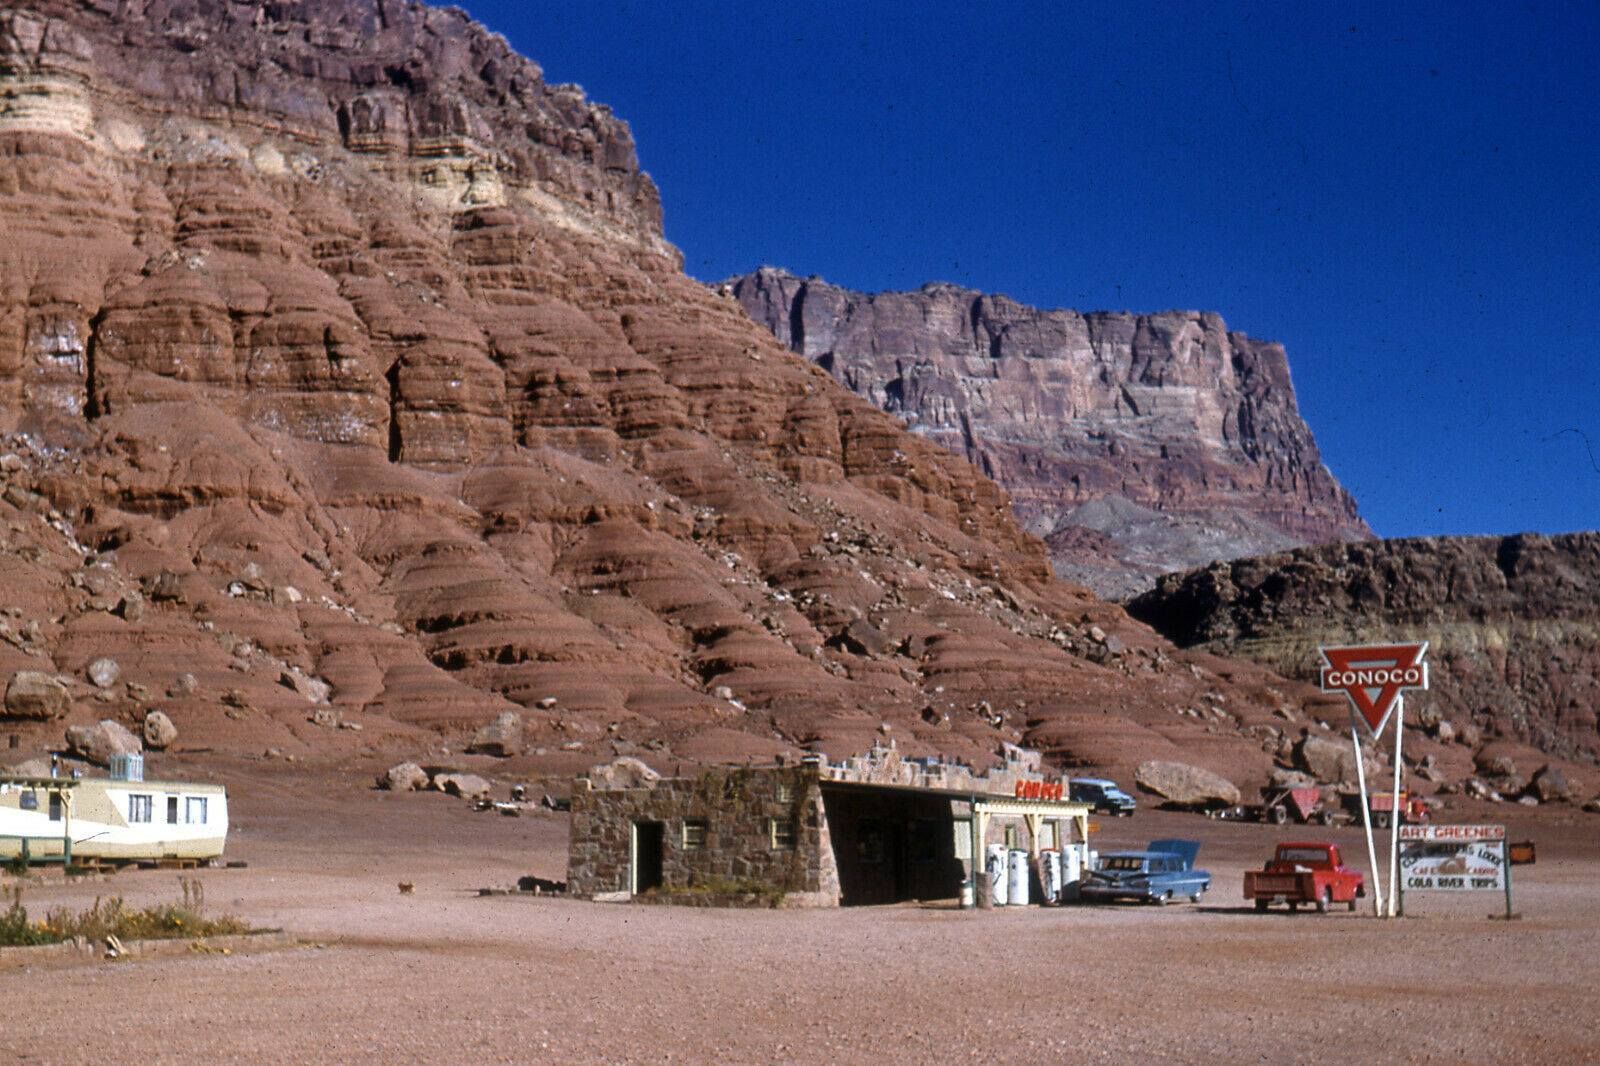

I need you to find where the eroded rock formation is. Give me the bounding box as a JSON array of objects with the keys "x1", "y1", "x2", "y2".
[
  {"x1": 0, "y1": 0, "x2": 1485, "y2": 797},
  {"x1": 1128, "y1": 533, "x2": 1600, "y2": 765},
  {"x1": 728, "y1": 268, "x2": 1371, "y2": 597}
]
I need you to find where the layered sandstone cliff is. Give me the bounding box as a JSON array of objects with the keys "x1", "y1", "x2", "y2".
[
  {"x1": 1128, "y1": 533, "x2": 1600, "y2": 766},
  {"x1": 0, "y1": 0, "x2": 1428, "y2": 796},
  {"x1": 728, "y1": 268, "x2": 1371, "y2": 597}
]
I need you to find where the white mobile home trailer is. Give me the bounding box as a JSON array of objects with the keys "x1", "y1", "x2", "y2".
[{"x1": 0, "y1": 774, "x2": 228, "y2": 866}]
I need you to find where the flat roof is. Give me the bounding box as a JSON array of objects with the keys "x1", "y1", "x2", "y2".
[
  {"x1": 0, "y1": 776, "x2": 223, "y2": 792},
  {"x1": 820, "y1": 778, "x2": 1093, "y2": 814}
]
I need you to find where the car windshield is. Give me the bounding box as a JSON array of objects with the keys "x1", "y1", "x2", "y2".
[{"x1": 1103, "y1": 856, "x2": 1147, "y2": 871}]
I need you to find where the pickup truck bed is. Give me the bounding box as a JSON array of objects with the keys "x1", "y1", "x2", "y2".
[{"x1": 1243, "y1": 843, "x2": 1365, "y2": 913}]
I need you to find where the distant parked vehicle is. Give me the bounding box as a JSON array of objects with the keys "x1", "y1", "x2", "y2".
[
  {"x1": 1068, "y1": 777, "x2": 1136, "y2": 816},
  {"x1": 1209, "y1": 785, "x2": 1335, "y2": 825},
  {"x1": 1343, "y1": 790, "x2": 1429, "y2": 829},
  {"x1": 1080, "y1": 839, "x2": 1209, "y2": 905},
  {"x1": 1243, "y1": 841, "x2": 1365, "y2": 913}
]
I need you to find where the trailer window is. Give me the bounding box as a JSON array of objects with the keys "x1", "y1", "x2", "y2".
[
  {"x1": 48, "y1": 793, "x2": 61, "y2": 822},
  {"x1": 167, "y1": 796, "x2": 179, "y2": 823},
  {"x1": 185, "y1": 797, "x2": 208, "y2": 825},
  {"x1": 128, "y1": 795, "x2": 153, "y2": 823},
  {"x1": 19, "y1": 791, "x2": 37, "y2": 811}
]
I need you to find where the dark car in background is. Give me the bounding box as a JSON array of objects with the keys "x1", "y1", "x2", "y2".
[
  {"x1": 1081, "y1": 839, "x2": 1210, "y2": 905},
  {"x1": 1069, "y1": 777, "x2": 1137, "y2": 816}
]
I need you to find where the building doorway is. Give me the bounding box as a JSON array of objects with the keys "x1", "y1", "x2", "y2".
[{"x1": 631, "y1": 821, "x2": 664, "y2": 894}]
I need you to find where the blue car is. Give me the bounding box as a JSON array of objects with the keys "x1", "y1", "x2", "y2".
[{"x1": 1080, "y1": 839, "x2": 1210, "y2": 905}]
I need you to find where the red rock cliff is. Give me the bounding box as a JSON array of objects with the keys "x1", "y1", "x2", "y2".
[
  {"x1": 0, "y1": 1, "x2": 1347, "y2": 791},
  {"x1": 729, "y1": 268, "x2": 1372, "y2": 597}
]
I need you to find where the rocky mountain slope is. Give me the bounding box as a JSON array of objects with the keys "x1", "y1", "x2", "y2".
[
  {"x1": 1129, "y1": 533, "x2": 1600, "y2": 774},
  {"x1": 0, "y1": 0, "x2": 1374, "y2": 794},
  {"x1": 727, "y1": 268, "x2": 1371, "y2": 597}
]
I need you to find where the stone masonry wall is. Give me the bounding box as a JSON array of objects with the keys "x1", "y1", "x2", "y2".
[{"x1": 567, "y1": 765, "x2": 838, "y2": 904}]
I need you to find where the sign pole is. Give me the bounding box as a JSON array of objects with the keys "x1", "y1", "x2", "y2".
[
  {"x1": 1351, "y1": 718, "x2": 1383, "y2": 916},
  {"x1": 1319, "y1": 641, "x2": 1430, "y2": 919},
  {"x1": 1502, "y1": 839, "x2": 1514, "y2": 920},
  {"x1": 1387, "y1": 694, "x2": 1405, "y2": 918}
]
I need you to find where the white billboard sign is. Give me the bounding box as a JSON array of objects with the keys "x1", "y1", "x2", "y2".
[{"x1": 1399, "y1": 824, "x2": 1507, "y2": 892}]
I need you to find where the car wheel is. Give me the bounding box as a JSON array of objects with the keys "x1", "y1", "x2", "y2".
[
  {"x1": 1254, "y1": 899, "x2": 1269, "y2": 912},
  {"x1": 1190, "y1": 890, "x2": 1203, "y2": 904},
  {"x1": 1316, "y1": 887, "x2": 1331, "y2": 914},
  {"x1": 1287, "y1": 901, "x2": 1298, "y2": 914},
  {"x1": 1347, "y1": 899, "x2": 1358, "y2": 912},
  {"x1": 1270, "y1": 805, "x2": 1289, "y2": 825},
  {"x1": 1158, "y1": 891, "x2": 1171, "y2": 906},
  {"x1": 1374, "y1": 811, "x2": 1390, "y2": 829}
]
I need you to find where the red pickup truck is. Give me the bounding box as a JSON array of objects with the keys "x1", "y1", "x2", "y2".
[{"x1": 1243, "y1": 842, "x2": 1366, "y2": 913}]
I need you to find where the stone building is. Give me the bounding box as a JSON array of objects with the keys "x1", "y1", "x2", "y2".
[{"x1": 566, "y1": 745, "x2": 1091, "y2": 907}]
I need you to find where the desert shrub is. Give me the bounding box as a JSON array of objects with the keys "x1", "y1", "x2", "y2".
[
  {"x1": 1, "y1": 886, "x2": 53, "y2": 946},
  {"x1": 652, "y1": 876, "x2": 787, "y2": 908},
  {"x1": 0, "y1": 878, "x2": 250, "y2": 947}
]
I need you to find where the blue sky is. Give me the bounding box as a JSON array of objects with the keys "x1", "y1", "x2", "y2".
[{"x1": 463, "y1": 1, "x2": 1599, "y2": 540}]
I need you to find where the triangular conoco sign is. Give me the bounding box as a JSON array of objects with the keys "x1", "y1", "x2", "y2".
[{"x1": 1318, "y1": 642, "x2": 1430, "y2": 736}]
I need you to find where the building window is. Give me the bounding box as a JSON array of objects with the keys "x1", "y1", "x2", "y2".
[
  {"x1": 128, "y1": 795, "x2": 153, "y2": 823},
  {"x1": 775, "y1": 783, "x2": 793, "y2": 804},
  {"x1": 48, "y1": 793, "x2": 62, "y2": 822},
  {"x1": 19, "y1": 791, "x2": 37, "y2": 811},
  {"x1": 167, "y1": 796, "x2": 179, "y2": 824},
  {"x1": 185, "y1": 797, "x2": 208, "y2": 825},
  {"x1": 769, "y1": 817, "x2": 797, "y2": 851},
  {"x1": 682, "y1": 818, "x2": 708, "y2": 849}
]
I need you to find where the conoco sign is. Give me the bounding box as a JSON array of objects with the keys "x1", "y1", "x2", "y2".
[{"x1": 1318, "y1": 642, "x2": 1430, "y2": 735}]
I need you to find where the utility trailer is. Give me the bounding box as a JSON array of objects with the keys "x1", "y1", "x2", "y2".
[{"x1": 1208, "y1": 786, "x2": 1334, "y2": 825}]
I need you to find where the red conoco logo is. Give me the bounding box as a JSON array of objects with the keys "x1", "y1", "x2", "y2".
[{"x1": 1319, "y1": 642, "x2": 1430, "y2": 735}]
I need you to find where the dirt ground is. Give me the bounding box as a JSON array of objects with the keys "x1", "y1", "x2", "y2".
[{"x1": 1, "y1": 760, "x2": 1595, "y2": 1064}]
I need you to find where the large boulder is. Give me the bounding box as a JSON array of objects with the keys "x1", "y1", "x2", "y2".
[
  {"x1": 1134, "y1": 760, "x2": 1240, "y2": 808},
  {"x1": 142, "y1": 710, "x2": 178, "y2": 750},
  {"x1": 466, "y1": 711, "x2": 523, "y2": 757},
  {"x1": 279, "y1": 668, "x2": 332, "y2": 704},
  {"x1": 835, "y1": 619, "x2": 893, "y2": 657},
  {"x1": 1530, "y1": 765, "x2": 1573, "y2": 803},
  {"x1": 1294, "y1": 734, "x2": 1381, "y2": 785},
  {"x1": 5, "y1": 671, "x2": 70, "y2": 720},
  {"x1": 586, "y1": 757, "x2": 662, "y2": 791},
  {"x1": 434, "y1": 772, "x2": 492, "y2": 800},
  {"x1": 377, "y1": 762, "x2": 430, "y2": 792},
  {"x1": 65, "y1": 719, "x2": 141, "y2": 766},
  {"x1": 87, "y1": 657, "x2": 121, "y2": 689},
  {"x1": 1268, "y1": 767, "x2": 1318, "y2": 790},
  {"x1": 1475, "y1": 745, "x2": 1519, "y2": 780}
]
